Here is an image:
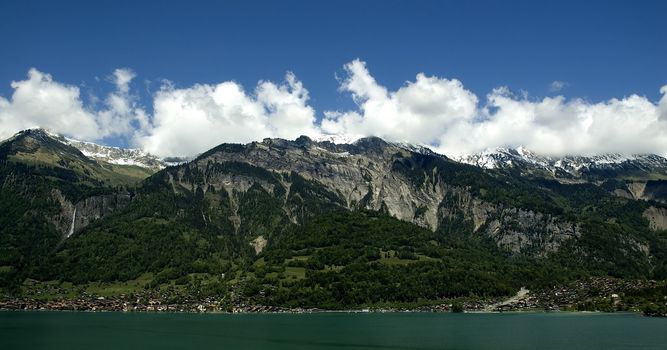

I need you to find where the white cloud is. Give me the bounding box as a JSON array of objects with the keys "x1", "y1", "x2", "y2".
[
  {"x1": 256, "y1": 72, "x2": 319, "y2": 140},
  {"x1": 322, "y1": 59, "x2": 478, "y2": 146},
  {"x1": 0, "y1": 68, "x2": 148, "y2": 143},
  {"x1": 0, "y1": 69, "x2": 100, "y2": 140},
  {"x1": 549, "y1": 80, "x2": 568, "y2": 92},
  {"x1": 2, "y1": 62, "x2": 667, "y2": 159},
  {"x1": 325, "y1": 60, "x2": 667, "y2": 157},
  {"x1": 99, "y1": 69, "x2": 147, "y2": 140},
  {"x1": 112, "y1": 68, "x2": 136, "y2": 94},
  {"x1": 136, "y1": 73, "x2": 319, "y2": 157},
  {"x1": 449, "y1": 88, "x2": 667, "y2": 157},
  {"x1": 659, "y1": 86, "x2": 667, "y2": 121}
]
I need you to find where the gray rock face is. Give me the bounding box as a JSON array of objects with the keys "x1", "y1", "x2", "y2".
[
  {"x1": 51, "y1": 189, "x2": 132, "y2": 236},
  {"x1": 644, "y1": 206, "x2": 667, "y2": 231},
  {"x1": 623, "y1": 181, "x2": 667, "y2": 203},
  {"x1": 167, "y1": 137, "x2": 581, "y2": 254},
  {"x1": 433, "y1": 190, "x2": 580, "y2": 254},
  {"x1": 44, "y1": 135, "x2": 585, "y2": 254},
  {"x1": 484, "y1": 208, "x2": 581, "y2": 255}
]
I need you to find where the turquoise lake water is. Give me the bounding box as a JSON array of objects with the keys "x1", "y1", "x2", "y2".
[{"x1": 1, "y1": 311, "x2": 665, "y2": 349}]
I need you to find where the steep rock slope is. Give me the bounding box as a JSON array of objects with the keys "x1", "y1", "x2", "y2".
[{"x1": 152, "y1": 136, "x2": 585, "y2": 255}]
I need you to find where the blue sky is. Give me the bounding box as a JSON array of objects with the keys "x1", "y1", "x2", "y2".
[{"x1": 1, "y1": 0, "x2": 666, "y2": 157}]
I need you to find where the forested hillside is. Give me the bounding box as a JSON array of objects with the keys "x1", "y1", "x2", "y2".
[{"x1": 2, "y1": 129, "x2": 667, "y2": 312}]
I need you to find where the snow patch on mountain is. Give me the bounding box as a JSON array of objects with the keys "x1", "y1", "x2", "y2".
[
  {"x1": 66, "y1": 139, "x2": 166, "y2": 171},
  {"x1": 38, "y1": 129, "x2": 167, "y2": 171},
  {"x1": 455, "y1": 146, "x2": 667, "y2": 178},
  {"x1": 312, "y1": 134, "x2": 360, "y2": 144}
]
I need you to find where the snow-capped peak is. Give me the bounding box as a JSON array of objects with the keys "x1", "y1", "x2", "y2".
[
  {"x1": 64, "y1": 138, "x2": 167, "y2": 171},
  {"x1": 30, "y1": 128, "x2": 167, "y2": 171},
  {"x1": 455, "y1": 146, "x2": 667, "y2": 178}
]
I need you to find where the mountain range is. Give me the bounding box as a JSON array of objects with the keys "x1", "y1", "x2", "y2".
[{"x1": 1, "y1": 128, "x2": 667, "y2": 310}]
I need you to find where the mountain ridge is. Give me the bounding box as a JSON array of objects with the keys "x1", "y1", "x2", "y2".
[
  {"x1": 455, "y1": 146, "x2": 667, "y2": 179},
  {"x1": 38, "y1": 129, "x2": 169, "y2": 171},
  {"x1": 2, "y1": 128, "x2": 667, "y2": 312},
  {"x1": 7, "y1": 129, "x2": 667, "y2": 181}
]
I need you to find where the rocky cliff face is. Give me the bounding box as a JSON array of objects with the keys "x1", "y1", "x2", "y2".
[
  {"x1": 431, "y1": 189, "x2": 580, "y2": 254},
  {"x1": 160, "y1": 136, "x2": 580, "y2": 254},
  {"x1": 50, "y1": 189, "x2": 133, "y2": 237},
  {"x1": 444, "y1": 197, "x2": 579, "y2": 255},
  {"x1": 644, "y1": 206, "x2": 667, "y2": 231}
]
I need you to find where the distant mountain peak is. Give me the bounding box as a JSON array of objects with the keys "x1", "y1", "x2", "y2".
[
  {"x1": 310, "y1": 134, "x2": 439, "y2": 157},
  {"x1": 456, "y1": 146, "x2": 667, "y2": 180},
  {"x1": 63, "y1": 138, "x2": 166, "y2": 171},
  {"x1": 5, "y1": 128, "x2": 56, "y2": 144},
  {"x1": 4, "y1": 128, "x2": 168, "y2": 171}
]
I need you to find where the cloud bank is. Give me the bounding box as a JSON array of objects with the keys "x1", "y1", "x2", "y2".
[
  {"x1": 1, "y1": 61, "x2": 666, "y2": 158},
  {"x1": 136, "y1": 72, "x2": 318, "y2": 157},
  {"x1": 324, "y1": 60, "x2": 667, "y2": 157},
  {"x1": 0, "y1": 68, "x2": 146, "y2": 143}
]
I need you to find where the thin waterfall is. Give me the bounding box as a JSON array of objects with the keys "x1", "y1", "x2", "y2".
[{"x1": 67, "y1": 207, "x2": 77, "y2": 238}]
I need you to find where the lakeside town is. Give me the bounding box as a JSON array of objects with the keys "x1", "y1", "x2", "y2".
[{"x1": 2, "y1": 277, "x2": 665, "y2": 317}]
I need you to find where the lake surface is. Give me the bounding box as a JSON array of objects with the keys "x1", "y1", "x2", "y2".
[{"x1": 1, "y1": 311, "x2": 665, "y2": 349}]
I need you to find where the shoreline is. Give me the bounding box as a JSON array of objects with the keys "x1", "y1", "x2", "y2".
[
  {"x1": 1, "y1": 300, "x2": 664, "y2": 317},
  {"x1": 0, "y1": 307, "x2": 656, "y2": 317},
  {"x1": 4, "y1": 277, "x2": 665, "y2": 317}
]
